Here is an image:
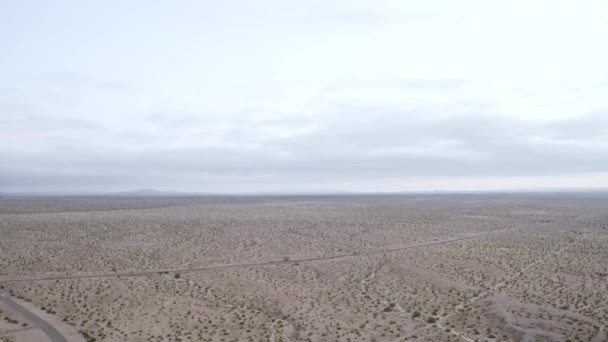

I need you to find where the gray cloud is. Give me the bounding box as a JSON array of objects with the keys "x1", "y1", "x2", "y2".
[
  {"x1": 2, "y1": 0, "x2": 607, "y2": 192},
  {"x1": 2, "y1": 88, "x2": 607, "y2": 192}
]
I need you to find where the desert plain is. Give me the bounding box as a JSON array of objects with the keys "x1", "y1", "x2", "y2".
[{"x1": 0, "y1": 194, "x2": 607, "y2": 342}]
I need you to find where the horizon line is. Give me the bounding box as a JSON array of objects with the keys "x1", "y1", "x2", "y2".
[{"x1": 2, "y1": 188, "x2": 608, "y2": 198}]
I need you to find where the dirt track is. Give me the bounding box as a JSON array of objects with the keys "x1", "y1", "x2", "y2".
[{"x1": 0, "y1": 225, "x2": 525, "y2": 284}]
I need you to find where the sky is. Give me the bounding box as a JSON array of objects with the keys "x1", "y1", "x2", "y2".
[{"x1": 1, "y1": 0, "x2": 608, "y2": 193}]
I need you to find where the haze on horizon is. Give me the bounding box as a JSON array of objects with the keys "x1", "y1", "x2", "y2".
[{"x1": 1, "y1": 0, "x2": 608, "y2": 194}]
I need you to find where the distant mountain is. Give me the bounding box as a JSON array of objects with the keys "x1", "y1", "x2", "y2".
[
  {"x1": 110, "y1": 188, "x2": 168, "y2": 196},
  {"x1": 103, "y1": 189, "x2": 208, "y2": 197},
  {"x1": 1, "y1": 188, "x2": 608, "y2": 198}
]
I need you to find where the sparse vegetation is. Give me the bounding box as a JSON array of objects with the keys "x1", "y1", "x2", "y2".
[{"x1": 0, "y1": 195, "x2": 606, "y2": 341}]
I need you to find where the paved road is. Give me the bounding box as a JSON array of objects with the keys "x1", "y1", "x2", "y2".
[
  {"x1": 0, "y1": 291, "x2": 67, "y2": 342},
  {"x1": 0, "y1": 326, "x2": 37, "y2": 337},
  {"x1": 0, "y1": 225, "x2": 530, "y2": 284}
]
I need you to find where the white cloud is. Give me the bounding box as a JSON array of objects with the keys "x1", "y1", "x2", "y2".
[{"x1": 1, "y1": 0, "x2": 607, "y2": 192}]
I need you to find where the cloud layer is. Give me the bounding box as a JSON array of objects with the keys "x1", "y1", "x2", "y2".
[{"x1": 1, "y1": 0, "x2": 607, "y2": 192}]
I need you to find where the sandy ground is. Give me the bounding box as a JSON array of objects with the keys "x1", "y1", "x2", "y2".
[{"x1": 1, "y1": 194, "x2": 607, "y2": 341}]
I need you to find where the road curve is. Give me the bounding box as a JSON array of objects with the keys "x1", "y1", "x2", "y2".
[
  {"x1": 0, "y1": 225, "x2": 530, "y2": 284},
  {"x1": 0, "y1": 291, "x2": 68, "y2": 342}
]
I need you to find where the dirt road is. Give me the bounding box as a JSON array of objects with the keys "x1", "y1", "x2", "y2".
[{"x1": 0, "y1": 225, "x2": 527, "y2": 284}]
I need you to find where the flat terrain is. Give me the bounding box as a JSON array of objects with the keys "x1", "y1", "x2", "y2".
[{"x1": 1, "y1": 194, "x2": 607, "y2": 342}]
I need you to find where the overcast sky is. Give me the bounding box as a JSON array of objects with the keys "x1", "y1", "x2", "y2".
[{"x1": 1, "y1": 0, "x2": 608, "y2": 193}]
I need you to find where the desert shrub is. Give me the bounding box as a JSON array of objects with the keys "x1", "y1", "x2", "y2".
[{"x1": 383, "y1": 303, "x2": 396, "y2": 312}]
